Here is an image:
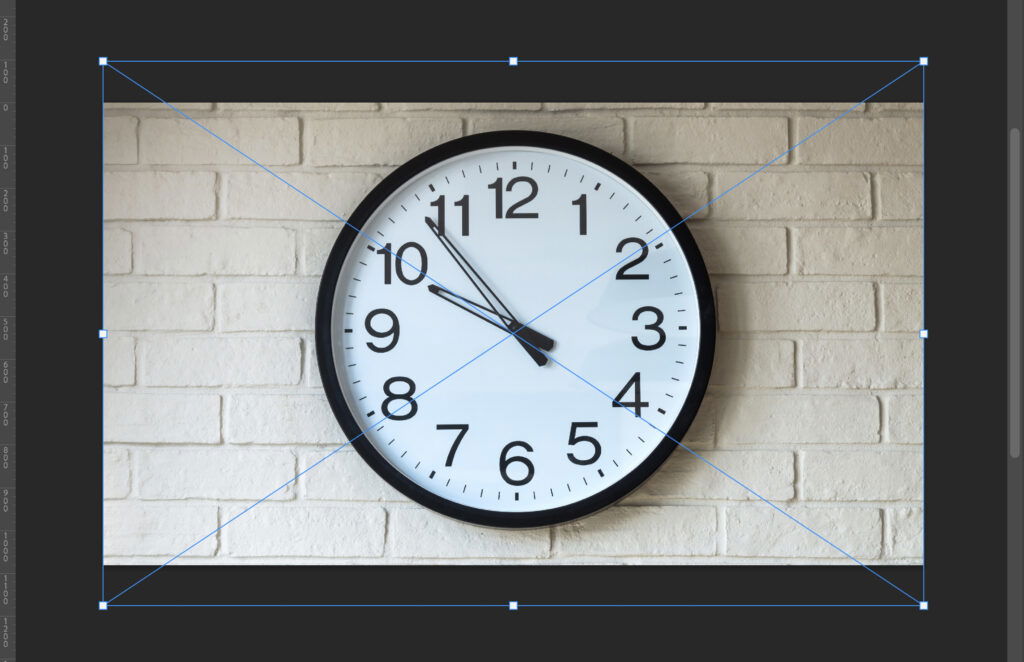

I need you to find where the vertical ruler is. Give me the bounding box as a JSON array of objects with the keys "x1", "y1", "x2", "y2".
[{"x1": 0, "y1": 1, "x2": 14, "y2": 659}]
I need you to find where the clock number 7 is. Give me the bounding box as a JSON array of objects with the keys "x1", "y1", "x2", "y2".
[
  {"x1": 612, "y1": 372, "x2": 649, "y2": 417},
  {"x1": 437, "y1": 424, "x2": 469, "y2": 467}
]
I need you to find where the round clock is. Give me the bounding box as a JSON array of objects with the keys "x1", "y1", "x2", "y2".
[{"x1": 316, "y1": 131, "x2": 714, "y2": 528}]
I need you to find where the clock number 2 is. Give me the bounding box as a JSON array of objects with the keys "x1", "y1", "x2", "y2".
[
  {"x1": 499, "y1": 441, "x2": 535, "y2": 486},
  {"x1": 437, "y1": 423, "x2": 469, "y2": 467},
  {"x1": 567, "y1": 422, "x2": 602, "y2": 465},
  {"x1": 612, "y1": 372, "x2": 649, "y2": 417},
  {"x1": 382, "y1": 376, "x2": 417, "y2": 420},
  {"x1": 615, "y1": 238, "x2": 650, "y2": 280},
  {"x1": 488, "y1": 177, "x2": 539, "y2": 219}
]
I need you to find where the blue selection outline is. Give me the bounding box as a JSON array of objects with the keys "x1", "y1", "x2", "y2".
[{"x1": 99, "y1": 59, "x2": 927, "y2": 609}]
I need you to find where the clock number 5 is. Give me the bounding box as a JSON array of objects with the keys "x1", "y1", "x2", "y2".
[
  {"x1": 567, "y1": 422, "x2": 601, "y2": 465},
  {"x1": 488, "y1": 177, "x2": 539, "y2": 219},
  {"x1": 631, "y1": 306, "x2": 666, "y2": 351},
  {"x1": 499, "y1": 441, "x2": 535, "y2": 486},
  {"x1": 437, "y1": 424, "x2": 469, "y2": 467}
]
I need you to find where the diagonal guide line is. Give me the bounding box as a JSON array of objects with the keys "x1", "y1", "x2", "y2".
[{"x1": 104, "y1": 64, "x2": 920, "y2": 603}]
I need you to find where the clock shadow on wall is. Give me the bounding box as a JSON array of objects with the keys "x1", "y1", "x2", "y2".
[{"x1": 315, "y1": 130, "x2": 717, "y2": 529}]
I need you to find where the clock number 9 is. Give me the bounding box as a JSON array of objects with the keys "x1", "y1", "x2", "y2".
[
  {"x1": 499, "y1": 441, "x2": 535, "y2": 486},
  {"x1": 615, "y1": 238, "x2": 650, "y2": 280},
  {"x1": 488, "y1": 177, "x2": 539, "y2": 219},
  {"x1": 567, "y1": 422, "x2": 601, "y2": 465},
  {"x1": 631, "y1": 306, "x2": 666, "y2": 351},
  {"x1": 364, "y1": 308, "x2": 399, "y2": 353},
  {"x1": 382, "y1": 376, "x2": 417, "y2": 420},
  {"x1": 377, "y1": 242, "x2": 428, "y2": 285}
]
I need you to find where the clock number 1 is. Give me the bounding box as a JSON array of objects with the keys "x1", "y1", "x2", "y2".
[
  {"x1": 612, "y1": 372, "x2": 649, "y2": 417},
  {"x1": 572, "y1": 193, "x2": 587, "y2": 235}
]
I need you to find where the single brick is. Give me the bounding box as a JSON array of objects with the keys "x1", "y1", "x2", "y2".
[
  {"x1": 713, "y1": 171, "x2": 871, "y2": 220},
  {"x1": 887, "y1": 394, "x2": 923, "y2": 444},
  {"x1": 140, "y1": 117, "x2": 300, "y2": 165},
  {"x1": 103, "y1": 393, "x2": 221, "y2": 444},
  {"x1": 227, "y1": 394, "x2": 342, "y2": 445},
  {"x1": 711, "y1": 102, "x2": 862, "y2": 111},
  {"x1": 717, "y1": 281, "x2": 875, "y2": 331},
  {"x1": 301, "y1": 228, "x2": 342, "y2": 276},
  {"x1": 691, "y1": 225, "x2": 788, "y2": 275},
  {"x1": 136, "y1": 447, "x2": 296, "y2": 500},
  {"x1": 104, "y1": 171, "x2": 216, "y2": 220},
  {"x1": 717, "y1": 394, "x2": 879, "y2": 446},
  {"x1": 798, "y1": 117, "x2": 922, "y2": 164},
  {"x1": 385, "y1": 102, "x2": 542, "y2": 111},
  {"x1": 139, "y1": 336, "x2": 301, "y2": 386},
  {"x1": 889, "y1": 507, "x2": 923, "y2": 558},
  {"x1": 103, "y1": 227, "x2": 132, "y2": 274},
  {"x1": 796, "y1": 227, "x2": 921, "y2": 275},
  {"x1": 802, "y1": 451, "x2": 922, "y2": 501},
  {"x1": 627, "y1": 450, "x2": 794, "y2": 501},
  {"x1": 546, "y1": 102, "x2": 705, "y2": 110},
  {"x1": 301, "y1": 449, "x2": 408, "y2": 501},
  {"x1": 104, "y1": 281, "x2": 214, "y2": 330},
  {"x1": 225, "y1": 505, "x2": 385, "y2": 557},
  {"x1": 803, "y1": 339, "x2": 921, "y2": 388},
  {"x1": 877, "y1": 172, "x2": 923, "y2": 219},
  {"x1": 225, "y1": 171, "x2": 380, "y2": 221},
  {"x1": 104, "y1": 116, "x2": 138, "y2": 164},
  {"x1": 133, "y1": 226, "x2": 295, "y2": 275},
  {"x1": 218, "y1": 281, "x2": 318, "y2": 331},
  {"x1": 104, "y1": 102, "x2": 213, "y2": 109},
  {"x1": 307, "y1": 118, "x2": 462, "y2": 166},
  {"x1": 638, "y1": 169, "x2": 709, "y2": 219},
  {"x1": 555, "y1": 506, "x2": 716, "y2": 557},
  {"x1": 882, "y1": 283, "x2": 923, "y2": 332},
  {"x1": 104, "y1": 447, "x2": 131, "y2": 498},
  {"x1": 389, "y1": 507, "x2": 550, "y2": 558},
  {"x1": 104, "y1": 502, "x2": 219, "y2": 557},
  {"x1": 726, "y1": 506, "x2": 881, "y2": 558},
  {"x1": 630, "y1": 117, "x2": 788, "y2": 164},
  {"x1": 710, "y1": 338, "x2": 795, "y2": 388},
  {"x1": 103, "y1": 336, "x2": 135, "y2": 386},
  {"x1": 470, "y1": 116, "x2": 624, "y2": 156},
  {"x1": 217, "y1": 102, "x2": 378, "y2": 110}
]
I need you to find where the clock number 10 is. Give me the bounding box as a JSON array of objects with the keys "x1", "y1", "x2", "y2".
[{"x1": 377, "y1": 242, "x2": 427, "y2": 285}]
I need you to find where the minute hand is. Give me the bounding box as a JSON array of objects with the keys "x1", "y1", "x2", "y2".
[{"x1": 427, "y1": 284, "x2": 555, "y2": 353}]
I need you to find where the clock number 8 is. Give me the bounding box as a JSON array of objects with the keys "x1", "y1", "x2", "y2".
[
  {"x1": 499, "y1": 441, "x2": 535, "y2": 486},
  {"x1": 382, "y1": 376, "x2": 417, "y2": 420}
]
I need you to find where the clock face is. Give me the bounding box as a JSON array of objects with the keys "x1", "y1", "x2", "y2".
[{"x1": 316, "y1": 131, "x2": 714, "y2": 528}]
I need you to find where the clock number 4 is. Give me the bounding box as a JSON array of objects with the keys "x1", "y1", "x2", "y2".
[
  {"x1": 488, "y1": 177, "x2": 539, "y2": 219},
  {"x1": 612, "y1": 372, "x2": 649, "y2": 417},
  {"x1": 428, "y1": 194, "x2": 470, "y2": 236},
  {"x1": 377, "y1": 242, "x2": 428, "y2": 285}
]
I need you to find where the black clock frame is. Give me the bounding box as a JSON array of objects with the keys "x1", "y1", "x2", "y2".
[{"x1": 316, "y1": 130, "x2": 716, "y2": 529}]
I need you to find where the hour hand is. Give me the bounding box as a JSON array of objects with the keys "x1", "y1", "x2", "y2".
[{"x1": 427, "y1": 284, "x2": 553, "y2": 366}]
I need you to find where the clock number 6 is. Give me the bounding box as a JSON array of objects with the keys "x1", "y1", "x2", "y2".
[
  {"x1": 631, "y1": 306, "x2": 666, "y2": 351},
  {"x1": 382, "y1": 376, "x2": 417, "y2": 420},
  {"x1": 499, "y1": 441, "x2": 535, "y2": 486},
  {"x1": 567, "y1": 422, "x2": 601, "y2": 465}
]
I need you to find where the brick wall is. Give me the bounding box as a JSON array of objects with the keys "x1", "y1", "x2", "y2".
[{"x1": 102, "y1": 102, "x2": 923, "y2": 564}]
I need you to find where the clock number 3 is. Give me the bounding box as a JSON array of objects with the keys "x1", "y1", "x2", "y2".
[{"x1": 631, "y1": 306, "x2": 666, "y2": 351}]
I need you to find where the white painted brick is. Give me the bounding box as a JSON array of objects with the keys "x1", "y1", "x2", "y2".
[
  {"x1": 104, "y1": 447, "x2": 131, "y2": 498},
  {"x1": 803, "y1": 339, "x2": 921, "y2": 388},
  {"x1": 301, "y1": 228, "x2": 341, "y2": 276},
  {"x1": 877, "y1": 172, "x2": 923, "y2": 219},
  {"x1": 469, "y1": 116, "x2": 624, "y2": 156},
  {"x1": 133, "y1": 226, "x2": 295, "y2": 275},
  {"x1": 802, "y1": 451, "x2": 922, "y2": 501},
  {"x1": 683, "y1": 395, "x2": 716, "y2": 448},
  {"x1": 726, "y1": 506, "x2": 881, "y2": 558},
  {"x1": 225, "y1": 171, "x2": 379, "y2": 220},
  {"x1": 104, "y1": 281, "x2": 213, "y2": 330},
  {"x1": 630, "y1": 117, "x2": 788, "y2": 164},
  {"x1": 389, "y1": 507, "x2": 550, "y2": 558},
  {"x1": 869, "y1": 103, "x2": 922, "y2": 112},
  {"x1": 556, "y1": 506, "x2": 717, "y2": 556},
  {"x1": 140, "y1": 117, "x2": 300, "y2": 165},
  {"x1": 882, "y1": 283, "x2": 922, "y2": 332},
  {"x1": 639, "y1": 169, "x2": 709, "y2": 219},
  {"x1": 717, "y1": 395, "x2": 879, "y2": 446},
  {"x1": 104, "y1": 501, "x2": 219, "y2": 556},
  {"x1": 890, "y1": 507, "x2": 923, "y2": 558},
  {"x1": 136, "y1": 447, "x2": 295, "y2": 500},
  {"x1": 104, "y1": 116, "x2": 137, "y2": 164},
  {"x1": 105, "y1": 102, "x2": 212, "y2": 110},
  {"x1": 888, "y1": 395, "x2": 923, "y2": 445},
  {"x1": 227, "y1": 395, "x2": 342, "y2": 445},
  {"x1": 104, "y1": 171, "x2": 217, "y2": 220},
  {"x1": 218, "y1": 282, "x2": 318, "y2": 331},
  {"x1": 798, "y1": 117, "x2": 921, "y2": 164},
  {"x1": 796, "y1": 227, "x2": 921, "y2": 275},
  {"x1": 714, "y1": 171, "x2": 871, "y2": 220},
  {"x1": 718, "y1": 281, "x2": 875, "y2": 331},
  {"x1": 306, "y1": 336, "x2": 323, "y2": 389},
  {"x1": 104, "y1": 393, "x2": 221, "y2": 444},
  {"x1": 627, "y1": 450, "x2": 794, "y2": 501},
  {"x1": 386, "y1": 102, "x2": 542, "y2": 111},
  {"x1": 710, "y1": 338, "x2": 795, "y2": 388},
  {"x1": 712, "y1": 102, "x2": 862, "y2": 111},
  {"x1": 307, "y1": 118, "x2": 462, "y2": 166},
  {"x1": 103, "y1": 336, "x2": 135, "y2": 386},
  {"x1": 225, "y1": 505, "x2": 385, "y2": 557},
  {"x1": 217, "y1": 102, "x2": 377, "y2": 111},
  {"x1": 139, "y1": 336, "x2": 301, "y2": 386},
  {"x1": 546, "y1": 102, "x2": 705, "y2": 110},
  {"x1": 104, "y1": 227, "x2": 132, "y2": 274},
  {"x1": 301, "y1": 449, "x2": 407, "y2": 501},
  {"x1": 691, "y1": 225, "x2": 787, "y2": 274}
]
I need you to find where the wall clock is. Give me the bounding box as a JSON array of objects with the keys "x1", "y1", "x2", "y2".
[{"x1": 316, "y1": 131, "x2": 715, "y2": 528}]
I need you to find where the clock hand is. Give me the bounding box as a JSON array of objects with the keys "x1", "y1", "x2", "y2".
[
  {"x1": 427, "y1": 284, "x2": 555, "y2": 353},
  {"x1": 424, "y1": 218, "x2": 555, "y2": 364}
]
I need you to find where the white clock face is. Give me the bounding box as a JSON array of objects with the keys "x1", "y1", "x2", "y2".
[{"x1": 317, "y1": 133, "x2": 713, "y2": 527}]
